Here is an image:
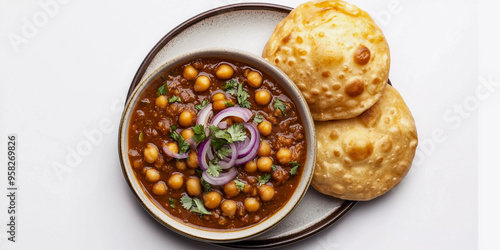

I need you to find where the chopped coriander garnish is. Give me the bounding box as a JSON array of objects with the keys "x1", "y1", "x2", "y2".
[
  {"x1": 170, "y1": 131, "x2": 190, "y2": 154},
  {"x1": 195, "y1": 99, "x2": 209, "y2": 110},
  {"x1": 223, "y1": 80, "x2": 238, "y2": 95},
  {"x1": 234, "y1": 180, "x2": 245, "y2": 191},
  {"x1": 215, "y1": 145, "x2": 232, "y2": 160},
  {"x1": 237, "y1": 83, "x2": 251, "y2": 109},
  {"x1": 290, "y1": 161, "x2": 301, "y2": 176},
  {"x1": 138, "y1": 132, "x2": 144, "y2": 142},
  {"x1": 201, "y1": 178, "x2": 211, "y2": 192},
  {"x1": 227, "y1": 123, "x2": 246, "y2": 142},
  {"x1": 192, "y1": 124, "x2": 207, "y2": 144},
  {"x1": 161, "y1": 75, "x2": 166, "y2": 81},
  {"x1": 180, "y1": 195, "x2": 211, "y2": 215},
  {"x1": 224, "y1": 100, "x2": 235, "y2": 107},
  {"x1": 253, "y1": 114, "x2": 264, "y2": 123},
  {"x1": 180, "y1": 195, "x2": 193, "y2": 210},
  {"x1": 206, "y1": 159, "x2": 222, "y2": 177},
  {"x1": 257, "y1": 174, "x2": 271, "y2": 187},
  {"x1": 156, "y1": 83, "x2": 168, "y2": 96},
  {"x1": 168, "y1": 95, "x2": 182, "y2": 103},
  {"x1": 168, "y1": 198, "x2": 176, "y2": 208},
  {"x1": 274, "y1": 98, "x2": 287, "y2": 116},
  {"x1": 171, "y1": 125, "x2": 177, "y2": 131}
]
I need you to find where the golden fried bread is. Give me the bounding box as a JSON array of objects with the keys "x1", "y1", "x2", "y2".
[
  {"x1": 311, "y1": 85, "x2": 418, "y2": 200},
  {"x1": 262, "y1": 0, "x2": 390, "y2": 120}
]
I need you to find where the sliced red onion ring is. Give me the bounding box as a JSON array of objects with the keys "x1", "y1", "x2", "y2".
[
  {"x1": 185, "y1": 138, "x2": 197, "y2": 151},
  {"x1": 196, "y1": 104, "x2": 213, "y2": 135},
  {"x1": 162, "y1": 145, "x2": 188, "y2": 159},
  {"x1": 197, "y1": 138, "x2": 211, "y2": 170},
  {"x1": 218, "y1": 143, "x2": 237, "y2": 169},
  {"x1": 210, "y1": 107, "x2": 252, "y2": 126},
  {"x1": 217, "y1": 121, "x2": 228, "y2": 129},
  {"x1": 234, "y1": 123, "x2": 260, "y2": 165},
  {"x1": 236, "y1": 123, "x2": 259, "y2": 157},
  {"x1": 202, "y1": 167, "x2": 238, "y2": 186}
]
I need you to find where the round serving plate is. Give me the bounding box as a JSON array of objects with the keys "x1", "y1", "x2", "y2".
[{"x1": 126, "y1": 3, "x2": 356, "y2": 248}]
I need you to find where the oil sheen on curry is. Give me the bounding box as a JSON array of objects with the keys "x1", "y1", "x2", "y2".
[{"x1": 127, "y1": 58, "x2": 307, "y2": 230}]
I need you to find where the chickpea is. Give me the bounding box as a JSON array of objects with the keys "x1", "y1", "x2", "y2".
[
  {"x1": 186, "y1": 177, "x2": 202, "y2": 196},
  {"x1": 221, "y1": 200, "x2": 237, "y2": 217},
  {"x1": 181, "y1": 128, "x2": 194, "y2": 140},
  {"x1": 254, "y1": 90, "x2": 271, "y2": 106},
  {"x1": 244, "y1": 197, "x2": 261, "y2": 212},
  {"x1": 276, "y1": 148, "x2": 292, "y2": 164},
  {"x1": 216, "y1": 64, "x2": 234, "y2": 80},
  {"x1": 244, "y1": 160, "x2": 257, "y2": 173},
  {"x1": 224, "y1": 181, "x2": 241, "y2": 198},
  {"x1": 155, "y1": 95, "x2": 168, "y2": 108},
  {"x1": 258, "y1": 184, "x2": 275, "y2": 202},
  {"x1": 243, "y1": 183, "x2": 253, "y2": 193},
  {"x1": 183, "y1": 65, "x2": 198, "y2": 80},
  {"x1": 152, "y1": 181, "x2": 167, "y2": 195},
  {"x1": 194, "y1": 75, "x2": 211, "y2": 92},
  {"x1": 186, "y1": 151, "x2": 199, "y2": 168},
  {"x1": 257, "y1": 141, "x2": 271, "y2": 157},
  {"x1": 166, "y1": 142, "x2": 179, "y2": 154},
  {"x1": 203, "y1": 191, "x2": 222, "y2": 209},
  {"x1": 222, "y1": 117, "x2": 233, "y2": 126},
  {"x1": 257, "y1": 157, "x2": 273, "y2": 172},
  {"x1": 212, "y1": 100, "x2": 227, "y2": 111},
  {"x1": 257, "y1": 121, "x2": 272, "y2": 136},
  {"x1": 247, "y1": 71, "x2": 263, "y2": 88},
  {"x1": 212, "y1": 93, "x2": 226, "y2": 102},
  {"x1": 167, "y1": 173, "x2": 184, "y2": 190},
  {"x1": 145, "y1": 168, "x2": 161, "y2": 182},
  {"x1": 143, "y1": 143, "x2": 159, "y2": 163},
  {"x1": 179, "y1": 110, "x2": 195, "y2": 127},
  {"x1": 175, "y1": 160, "x2": 187, "y2": 170}
]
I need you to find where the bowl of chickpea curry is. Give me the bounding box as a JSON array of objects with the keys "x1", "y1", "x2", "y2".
[{"x1": 119, "y1": 48, "x2": 316, "y2": 242}]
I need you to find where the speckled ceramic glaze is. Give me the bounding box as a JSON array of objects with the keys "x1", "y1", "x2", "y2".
[
  {"x1": 119, "y1": 48, "x2": 317, "y2": 243},
  {"x1": 122, "y1": 3, "x2": 356, "y2": 248}
]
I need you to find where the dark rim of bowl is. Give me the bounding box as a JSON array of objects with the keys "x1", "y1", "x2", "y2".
[{"x1": 124, "y1": 2, "x2": 357, "y2": 249}]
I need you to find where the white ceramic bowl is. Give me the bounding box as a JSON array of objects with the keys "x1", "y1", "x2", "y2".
[{"x1": 118, "y1": 48, "x2": 316, "y2": 243}]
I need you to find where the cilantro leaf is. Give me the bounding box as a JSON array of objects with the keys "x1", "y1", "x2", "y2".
[
  {"x1": 201, "y1": 178, "x2": 211, "y2": 192},
  {"x1": 170, "y1": 131, "x2": 190, "y2": 154},
  {"x1": 227, "y1": 123, "x2": 246, "y2": 142},
  {"x1": 180, "y1": 195, "x2": 193, "y2": 210},
  {"x1": 271, "y1": 165, "x2": 277, "y2": 171},
  {"x1": 191, "y1": 198, "x2": 211, "y2": 215},
  {"x1": 192, "y1": 124, "x2": 207, "y2": 144},
  {"x1": 290, "y1": 161, "x2": 301, "y2": 176},
  {"x1": 274, "y1": 98, "x2": 287, "y2": 116},
  {"x1": 253, "y1": 114, "x2": 264, "y2": 123},
  {"x1": 234, "y1": 180, "x2": 245, "y2": 191},
  {"x1": 224, "y1": 100, "x2": 235, "y2": 107},
  {"x1": 156, "y1": 84, "x2": 168, "y2": 96},
  {"x1": 237, "y1": 83, "x2": 251, "y2": 109},
  {"x1": 223, "y1": 80, "x2": 238, "y2": 95},
  {"x1": 161, "y1": 75, "x2": 166, "y2": 81},
  {"x1": 195, "y1": 99, "x2": 209, "y2": 111},
  {"x1": 168, "y1": 198, "x2": 176, "y2": 208},
  {"x1": 168, "y1": 95, "x2": 182, "y2": 103},
  {"x1": 180, "y1": 195, "x2": 211, "y2": 215},
  {"x1": 206, "y1": 160, "x2": 222, "y2": 177},
  {"x1": 258, "y1": 174, "x2": 271, "y2": 187},
  {"x1": 215, "y1": 145, "x2": 232, "y2": 160}
]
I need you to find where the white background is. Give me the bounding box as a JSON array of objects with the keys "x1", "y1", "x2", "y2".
[{"x1": 0, "y1": 0, "x2": 496, "y2": 249}]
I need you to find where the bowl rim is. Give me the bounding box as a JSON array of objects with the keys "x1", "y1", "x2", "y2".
[{"x1": 118, "y1": 48, "x2": 317, "y2": 243}]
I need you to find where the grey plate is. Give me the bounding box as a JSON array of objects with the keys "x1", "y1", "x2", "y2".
[{"x1": 126, "y1": 3, "x2": 356, "y2": 248}]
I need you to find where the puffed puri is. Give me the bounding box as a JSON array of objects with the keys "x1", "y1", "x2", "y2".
[
  {"x1": 262, "y1": 0, "x2": 390, "y2": 121},
  {"x1": 311, "y1": 85, "x2": 418, "y2": 201}
]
